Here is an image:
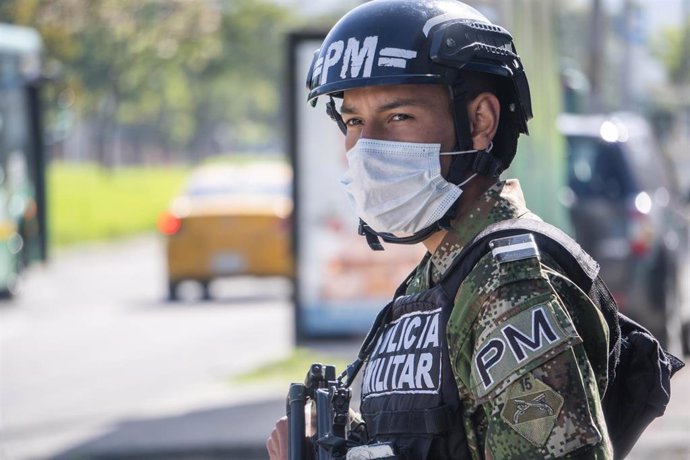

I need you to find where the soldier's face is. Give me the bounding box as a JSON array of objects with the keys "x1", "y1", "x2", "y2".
[{"x1": 340, "y1": 84, "x2": 456, "y2": 174}]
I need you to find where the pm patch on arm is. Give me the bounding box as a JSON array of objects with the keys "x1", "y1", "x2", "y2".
[{"x1": 470, "y1": 302, "x2": 579, "y2": 400}]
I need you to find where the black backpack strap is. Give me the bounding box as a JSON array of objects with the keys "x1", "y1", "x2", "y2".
[
  {"x1": 589, "y1": 276, "x2": 622, "y2": 376},
  {"x1": 438, "y1": 218, "x2": 622, "y2": 377},
  {"x1": 442, "y1": 218, "x2": 599, "y2": 290}
]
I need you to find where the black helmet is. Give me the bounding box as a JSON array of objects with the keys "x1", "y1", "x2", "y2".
[
  {"x1": 307, "y1": 0, "x2": 533, "y2": 250},
  {"x1": 307, "y1": 0, "x2": 532, "y2": 170}
]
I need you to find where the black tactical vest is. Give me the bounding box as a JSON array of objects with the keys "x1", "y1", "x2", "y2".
[{"x1": 359, "y1": 280, "x2": 471, "y2": 459}]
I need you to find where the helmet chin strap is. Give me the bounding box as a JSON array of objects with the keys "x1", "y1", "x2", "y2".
[
  {"x1": 326, "y1": 97, "x2": 347, "y2": 134},
  {"x1": 358, "y1": 219, "x2": 440, "y2": 250},
  {"x1": 448, "y1": 81, "x2": 504, "y2": 182}
]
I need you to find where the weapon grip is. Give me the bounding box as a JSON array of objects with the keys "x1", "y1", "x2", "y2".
[{"x1": 287, "y1": 383, "x2": 307, "y2": 460}]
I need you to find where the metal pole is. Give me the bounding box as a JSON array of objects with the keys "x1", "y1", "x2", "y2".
[
  {"x1": 589, "y1": 0, "x2": 605, "y2": 111},
  {"x1": 681, "y1": 0, "x2": 690, "y2": 82},
  {"x1": 620, "y1": 0, "x2": 634, "y2": 109}
]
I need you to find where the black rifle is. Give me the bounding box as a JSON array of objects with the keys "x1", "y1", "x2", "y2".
[
  {"x1": 286, "y1": 301, "x2": 398, "y2": 460},
  {"x1": 287, "y1": 363, "x2": 354, "y2": 460}
]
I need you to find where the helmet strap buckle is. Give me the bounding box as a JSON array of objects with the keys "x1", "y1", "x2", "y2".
[
  {"x1": 326, "y1": 97, "x2": 347, "y2": 135},
  {"x1": 472, "y1": 148, "x2": 503, "y2": 177},
  {"x1": 358, "y1": 220, "x2": 385, "y2": 251}
]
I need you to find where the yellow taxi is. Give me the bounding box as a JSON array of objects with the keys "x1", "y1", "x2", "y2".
[{"x1": 158, "y1": 161, "x2": 293, "y2": 300}]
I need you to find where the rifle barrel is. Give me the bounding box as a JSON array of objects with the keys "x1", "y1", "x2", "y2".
[{"x1": 287, "y1": 383, "x2": 307, "y2": 460}]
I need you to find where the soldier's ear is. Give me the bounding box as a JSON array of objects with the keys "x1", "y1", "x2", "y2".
[{"x1": 468, "y1": 92, "x2": 499, "y2": 150}]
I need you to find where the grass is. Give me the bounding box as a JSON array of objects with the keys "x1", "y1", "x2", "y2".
[
  {"x1": 47, "y1": 155, "x2": 290, "y2": 247},
  {"x1": 231, "y1": 347, "x2": 351, "y2": 385},
  {"x1": 48, "y1": 162, "x2": 189, "y2": 247}
]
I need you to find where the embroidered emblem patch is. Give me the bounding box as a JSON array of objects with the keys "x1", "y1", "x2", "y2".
[
  {"x1": 500, "y1": 374, "x2": 563, "y2": 446},
  {"x1": 470, "y1": 302, "x2": 576, "y2": 398}
]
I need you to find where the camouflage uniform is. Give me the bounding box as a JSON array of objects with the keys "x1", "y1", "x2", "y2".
[{"x1": 405, "y1": 179, "x2": 613, "y2": 459}]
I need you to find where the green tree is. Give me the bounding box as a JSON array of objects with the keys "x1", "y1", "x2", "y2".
[
  {"x1": 654, "y1": 17, "x2": 690, "y2": 85},
  {"x1": 190, "y1": 0, "x2": 297, "y2": 155},
  {"x1": 0, "y1": 0, "x2": 297, "y2": 164}
]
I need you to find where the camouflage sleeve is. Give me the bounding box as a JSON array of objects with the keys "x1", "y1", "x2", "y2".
[{"x1": 447, "y1": 251, "x2": 613, "y2": 459}]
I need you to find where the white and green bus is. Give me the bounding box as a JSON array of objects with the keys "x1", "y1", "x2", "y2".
[{"x1": 0, "y1": 23, "x2": 48, "y2": 296}]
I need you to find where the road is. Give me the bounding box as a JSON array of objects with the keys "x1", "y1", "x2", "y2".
[
  {"x1": 0, "y1": 235, "x2": 688, "y2": 459},
  {"x1": 0, "y1": 235, "x2": 292, "y2": 459}
]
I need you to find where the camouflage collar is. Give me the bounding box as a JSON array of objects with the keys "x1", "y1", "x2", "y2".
[{"x1": 429, "y1": 179, "x2": 531, "y2": 281}]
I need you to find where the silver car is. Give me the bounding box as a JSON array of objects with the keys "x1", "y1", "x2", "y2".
[{"x1": 558, "y1": 112, "x2": 690, "y2": 355}]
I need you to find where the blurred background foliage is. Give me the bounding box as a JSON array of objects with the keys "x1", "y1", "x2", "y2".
[
  {"x1": 0, "y1": 0, "x2": 311, "y2": 166},
  {"x1": 653, "y1": 14, "x2": 690, "y2": 85},
  {"x1": 0, "y1": 0, "x2": 332, "y2": 246}
]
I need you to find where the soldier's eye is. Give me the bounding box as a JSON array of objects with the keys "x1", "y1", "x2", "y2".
[{"x1": 391, "y1": 114, "x2": 412, "y2": 122}]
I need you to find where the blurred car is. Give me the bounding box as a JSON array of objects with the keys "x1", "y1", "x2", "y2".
[
  {"x1": 158, "y1": 161, "x2": 294, "y2": 300},
  {"x1": 558, "y1": 112, "x2": 690, "y2": 353}
]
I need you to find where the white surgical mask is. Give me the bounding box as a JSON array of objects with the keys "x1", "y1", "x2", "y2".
[{"x1": 340, "y1": 138, "x2": 479, "y2": 235}]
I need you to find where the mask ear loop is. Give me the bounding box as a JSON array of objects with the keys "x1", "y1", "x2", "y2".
[
  {"x1": 457, "y1": 172, "x2": 478, "y2": 188},
  {"x1": 434, "y1": 170, "x2": 478, "y2": 231},
  {"x1": 445, "y1": 141, "x2": 502, "y2": 180},
  {"x1": 439, "y1": 141, "x2": 493, "y2": 157}
]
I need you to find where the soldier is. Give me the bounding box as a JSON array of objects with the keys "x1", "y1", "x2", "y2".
[{"x1": 269, "y1": 0, "x2": 614, "y2": 458}]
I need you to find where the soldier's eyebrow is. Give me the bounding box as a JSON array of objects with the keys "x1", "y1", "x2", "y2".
[
  {"x1": 341, "y1": 98, "x2": 429, "y2": 115},
  {"x1": 340, "y1": 104, "x2": 357, "y2": 115}
]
